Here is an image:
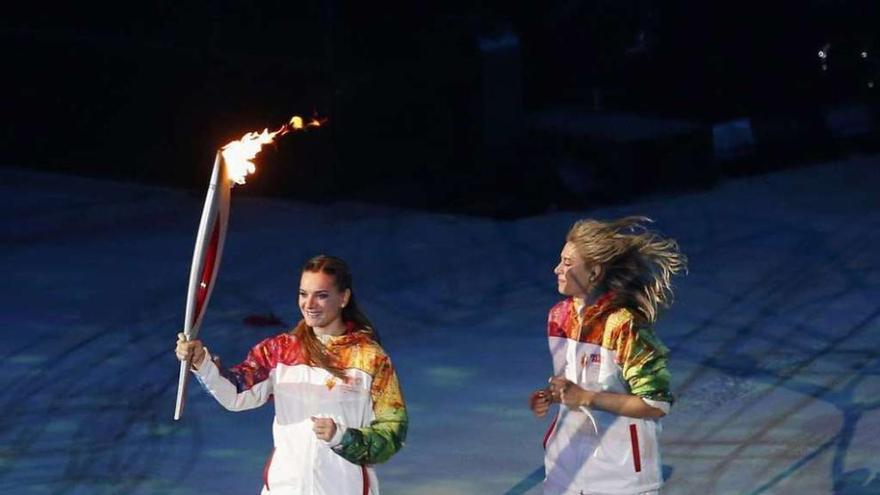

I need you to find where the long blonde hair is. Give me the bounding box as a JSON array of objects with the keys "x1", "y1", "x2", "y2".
[{"x1": 566, "y1": 216, "x2": 687, "y2": 325}]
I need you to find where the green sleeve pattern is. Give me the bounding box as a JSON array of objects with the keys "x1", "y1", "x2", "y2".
[
  {"x1": 334, "y1": 356, "x2": 408, "y2": 464},
  {"x1": 620, "y1": 326, "x2": 674, "y2": 405},
  {"x1": 334, "y1": 407, "x2": 408, "y2": 465}
]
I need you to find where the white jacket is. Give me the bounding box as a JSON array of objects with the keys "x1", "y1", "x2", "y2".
[
  {"x1": 194, "y1": 329, "x2": 407, "y2": 495},
  {"x1": 543, "y1": 296, "x2": 672, "y2": 495}
]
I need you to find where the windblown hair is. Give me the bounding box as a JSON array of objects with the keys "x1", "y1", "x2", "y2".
[
  {"x1": 567, "y1": 216, "x2": 687, "y2": 325},
  {"x1": 293, "y1": 255, "x2": 377, "y2": 378}
]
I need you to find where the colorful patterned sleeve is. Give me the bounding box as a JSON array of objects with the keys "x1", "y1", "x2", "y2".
[
  {"x1": 608, "y1": 311, "x2": 674, "y2": 405},
  {"x1": 334, "y1": 354, "x2": 408, "y2": 465},
  {"x1": 194, "y1": 337, "x2": 276, "y2": 412},
  {"x1": 222, "y1": 337, "x2": 275, "y2": 393}
]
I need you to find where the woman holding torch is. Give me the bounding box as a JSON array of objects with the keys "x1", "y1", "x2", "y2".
[
  {"x1": 175, "y1": 255, "x2": 407, "y2": 495},
  {"x1": 529, "y1": 217, "x2": 686, "y2": 495}
]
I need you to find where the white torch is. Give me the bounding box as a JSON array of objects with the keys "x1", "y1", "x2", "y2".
[{"x1": 173, "y1": 150, "x2": 232, "y2": 421}]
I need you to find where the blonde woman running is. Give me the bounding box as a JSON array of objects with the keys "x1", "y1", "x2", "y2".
[{"x1": 529, "y1": 217, "x2": 687, "y2": 495}]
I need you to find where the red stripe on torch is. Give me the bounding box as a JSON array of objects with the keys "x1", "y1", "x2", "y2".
[{"x1": 192, "y1": 217, "x2": 222, "y2": 329}]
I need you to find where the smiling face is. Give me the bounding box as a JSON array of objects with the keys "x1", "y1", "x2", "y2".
[
  {"x1": 553, "y1": 241, "x2": 597, "y2": 298},
  {"x1": 298, "y1": 271, "x2": 350, "y2": 334}
]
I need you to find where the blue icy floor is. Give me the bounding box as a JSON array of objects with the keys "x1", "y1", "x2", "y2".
[{"x1": 2, "y1": 155, "x2": 879, "y2": 495}]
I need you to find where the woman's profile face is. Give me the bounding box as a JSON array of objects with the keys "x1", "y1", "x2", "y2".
[
  {"x1": 298, "y1": 271, "x2": 349, "y2": 330},
  {"x1": 553, "y1": 242, "x2": 593, "y2": 297}
]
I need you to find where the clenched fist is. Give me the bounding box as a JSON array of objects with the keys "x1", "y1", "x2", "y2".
[
  {"x1": 311, "y1": 416, "x2": 338, "y2": 442},
  {"x1": 529, "y1": 388, "x2": 553, "y2": 417}
]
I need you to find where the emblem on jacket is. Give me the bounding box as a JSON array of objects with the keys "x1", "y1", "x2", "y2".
[
  {"x1": 326, "y1": 375, "x2": 363, "y2": 392},
  {"x1": 581, "y1": 353, "x2": 601, "y2": 367}
]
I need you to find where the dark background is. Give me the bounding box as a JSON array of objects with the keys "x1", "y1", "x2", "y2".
[{"x1": 3, "y1": 1, "x2": 878, "y2": 215}]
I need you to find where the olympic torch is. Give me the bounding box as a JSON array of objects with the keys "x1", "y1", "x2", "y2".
[
  {"x1": 173, "y1": 151, "x2": 231, "y2": 421},
  {"x1": 174, "y1": 115, "x2": 325, "y2": 420}
]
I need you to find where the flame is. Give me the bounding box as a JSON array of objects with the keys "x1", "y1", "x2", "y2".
[{"x1": 221, "y1": 114, "x2": 326, "y2": 185}]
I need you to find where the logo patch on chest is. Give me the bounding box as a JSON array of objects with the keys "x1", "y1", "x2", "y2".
[
  {"x1": 326, "y1": 375, "x2": 364, "y2": 393},
  {"x1": 581, "y1": 353, "x2": 601, "y2": 367}
]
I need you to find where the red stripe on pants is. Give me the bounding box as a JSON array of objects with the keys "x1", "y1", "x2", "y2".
[
  {"x1": 262, "y1": 447, "x2": 275, "y2": 490},
  {"x1": 362, "y1": 465, "x2": 369, "y2": 495},
  {"x1": 629, "y1": 424, "x2": 642, "y2": 473},
  {"x1": 543, "y1": 415, "x2": 559, "y2": 450}
]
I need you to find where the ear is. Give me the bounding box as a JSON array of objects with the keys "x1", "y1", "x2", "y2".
[
  {"x1": 590, "y1": 265, "x2": 604, "y2": 283},
  {"x1": 342, "y1": 289, "x2": 352, "y2": 308}
]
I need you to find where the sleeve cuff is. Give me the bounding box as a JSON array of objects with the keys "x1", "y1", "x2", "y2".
[
  {"x1": 192, "y1": 348, "x2": 216, "y2": 380},
  {"x1": 323, "y1": 416, "x2": 347, "y2": 448},
  {"x1": 641, "y1": 397, "x2": 671, "y2": 415}
]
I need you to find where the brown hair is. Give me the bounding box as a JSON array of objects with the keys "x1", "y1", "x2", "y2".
[
  {"x1": 293, "y1": 255, "x2": 377, "y2": 378},
  {"x1": 566, "y1": 216, "x2": 687, "y2": 325}
]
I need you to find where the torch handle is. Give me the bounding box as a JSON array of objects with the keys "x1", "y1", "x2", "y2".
[{"x1": 174, "y1": 359, "x2": 190, "y2": 420}]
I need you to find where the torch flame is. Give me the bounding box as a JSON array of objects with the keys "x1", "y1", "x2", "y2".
[{"x1": 220, "y1": 114, "x2": 326, "y2": 185}]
